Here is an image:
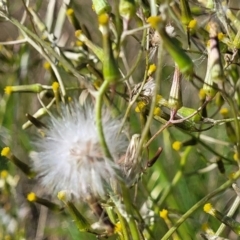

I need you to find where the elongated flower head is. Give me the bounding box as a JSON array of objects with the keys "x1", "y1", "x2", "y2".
[
  {"x1": 117, "y1": 134, "x2": 142, "y2": 186},
  {"x1": 30, "y1": 102, "x2": 128, "y2": 200}
]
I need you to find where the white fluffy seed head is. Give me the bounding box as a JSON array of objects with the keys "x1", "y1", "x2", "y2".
[{"x1": 30, "y1": 102, "x2": 128, "y2": 200}]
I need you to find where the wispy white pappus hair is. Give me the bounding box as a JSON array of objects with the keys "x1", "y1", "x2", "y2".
[{"x1": 30, "y1": 102, "x2": 128, "y2": 200}]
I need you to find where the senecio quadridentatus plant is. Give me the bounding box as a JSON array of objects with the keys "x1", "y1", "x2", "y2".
[{"x1": 1, "y1": 0, "x2": 240, "y2": 239}]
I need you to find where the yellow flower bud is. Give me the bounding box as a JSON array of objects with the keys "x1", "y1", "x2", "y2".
[
  {"x1": 43, "y1": 61, "x2": 51, "y2": 70},
  {"x1": 219, "y1": 107, "x2": 229, "y2": 116},
  {"x1": 188, "y1": 19, "x2": 197, "y2": 30},
  {"x1": 172, "y1": 141, "x2": 182, "y2": 151},
  {"x1": 203, "y1": 203, "x2": 214, "y2": 214},
  {"x1": 57, "y1": 190, "x2": 67, "y2": 201},
  {"x1": 218, "y1": 32, "x2": 225, "y2": 41},
  {"x1": 147, "y1": 64, "x2": 157, "y2": 76},
  {"x1": 233, "y1": 152, "x2": 239, "y2": 161},
  {"x1": 4, "y1": 86, "x2": 12, "y2": 95},
  {"x1": 147, "y1": 16, "x2": 162, "y2": 29},
  {"x1": 114, "y1": 222, "x2": 122, "y2": 233},
  {"x1": 76, "y1": 40, "x2": 83, "y2": 46},
  {"x1": 75, "y1": 30, "x2": 82, "y2": 38},
  {"x1": 135, "y1": 101, "x2": 147, "y2": 113},
  {"x1": 159, "y1": 209, "x2": 168, "y2": 220},
  {"x1": 153, "y1": 107, "x2": 161, "y2": 116},
  {"x1": 66, "y1": 8, "x2": 74, "y2": 16},
  {"x1": 0, "y1": 170, "x2": 8, "y2": 179},
  {"x1": 1, "y1": 147, "x2": 11, "y2": 158},
  {"x1": 52, "y1": 82, "x2": 59, "y2": 91},
  {"x1": 198, "y1": 88, "x2": 206, "y2": 101},
  {"x1": 98, "y1": 13, "x2": 109, "y2": 25},
  {"x1": 27, "y1": 192, "x2": 37, "y2": 202}
]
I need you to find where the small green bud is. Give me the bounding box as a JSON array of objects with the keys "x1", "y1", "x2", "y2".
[
  {"x1": 179, "y1": 0, "x2": 193, "y2": 26},
  {"x1": 92, "y1": 0, "x2": 111, "y2": 15},
  {"x1": 4, "y1": 84, "x2": 43, "y2": 94},
  {"x1": 119, "y1": 0, "x2": 136, "y2": 21},
  {"x1": 98, "y1": 14, "x2": 120, "y2": 82}
]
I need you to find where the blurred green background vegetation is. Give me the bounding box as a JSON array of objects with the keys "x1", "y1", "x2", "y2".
[{"x1": 1, "y1": 0, "x2": 240, "y2": 240}]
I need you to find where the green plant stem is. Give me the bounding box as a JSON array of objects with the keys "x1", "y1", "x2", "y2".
[
  {"x1": 135, "y1": 33, "x2": 164, "y2": 160},
  {"x1": 215, "y1": 195, "x2": 240, "y2": 236},
  {"x1": 118, "y1": 24, "x2": 148, "y2": 133},
  {"x1": 65, "y1": 201, "x2": 91, "y2": 232},
  {"x1": 20, "y1": 31, "x2": 66, "y2": 98},
  {"x1": 157, "y1": 146, "x2": 192, "y2": 208},
  {"x1": 204, "y1": 116, "x2": 240, "y2": 125},
  {"x1": 5, "y1": 16, "x2": 89, "y2": 88},
  {"x1": 0, "y1": 94, "x2": 9, "y2": 126},
  {"x1": 115, "y1": 208, "x2": 130, "y2": 240},
  {"x1": 161, "y1": 170, "x2": 240, "y2": 240},
  {"x1": 184, "y1": 132, "x2": 234, "y2": 163},
  {"x1": 213, "y1": 0, "x2": 235, "y2": 41},
  {"x1": 227, "y1": 97, "x2": 240, "y2": 167},
  {"x1": 133, "y1": 205, "x2": 156, "y2": 240},
  {"x1": 95, "y1": 80, "x2": 113, "y2": 159},
  {"x1": 149, "y1": 0, "x2": 157, "y2": 16},
  {"x1": 119, "y1": 74, "x2": 148, "y2": 134},
  {"x1": 121, "y1": 183, "x2": 142, "y2": 240}
]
